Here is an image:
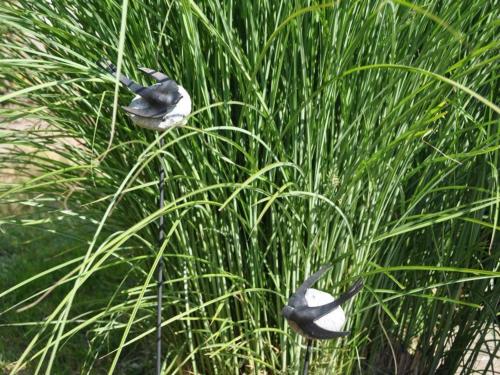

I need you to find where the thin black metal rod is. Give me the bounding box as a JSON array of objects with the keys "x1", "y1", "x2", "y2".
[
  {"x1": 156, "y1": 137, "x2": 165, "y2": 375},
  {"x1": 302, "y1": 339, "x2": 313, "y2": 375}
]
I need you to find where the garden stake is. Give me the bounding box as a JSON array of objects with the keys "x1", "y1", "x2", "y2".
[
  {"x1": 98, "y1": 59, "x2": 192, "y2": 375},
  {"x1": 157, "y1": 137, "x2": 165, "y2": 375},
  {"x1": 282, "y1": 264, "x2": 363, "y2": 373},
  {"x1": 302, "y1": 339, "x2": 313, "y2": 375}
]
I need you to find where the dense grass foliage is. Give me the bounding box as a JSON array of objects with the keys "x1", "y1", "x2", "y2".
[{"x1": 1, "y1": 0, "x2": 499, "y2": 373}]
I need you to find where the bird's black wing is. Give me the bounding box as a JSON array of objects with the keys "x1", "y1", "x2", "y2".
[
  {"x1": 287, "y1": 264, "x2": 333, "y2": 308},
  {"x1": 136, "y1": 67, "x2": 181, "y2": 106},
  {"x1": 136, "y1": 81, "x2": 181, "y2": 107},
  {"x1": 291, "y1": 305, "x2": 350, "y2": 340},
  {"x1": 122, "y1": 104, "x2": 171, "y2": 119},
  {"x1": 296, "y1": 264, "x2": 332, "y2": 296},
  {"x1": 301, "y1": 320, "x2": 350, "y2": 340},
  {"x1": 331, "y1": 279, "x2": 363, "y2": 308},
  {"x1": 295, "y1": 279, "x2": 364, "y2": 321}
]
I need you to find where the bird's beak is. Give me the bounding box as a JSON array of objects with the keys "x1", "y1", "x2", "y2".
[{"x1": 282, "y1": 305, "x2": 293, "y2": 318}]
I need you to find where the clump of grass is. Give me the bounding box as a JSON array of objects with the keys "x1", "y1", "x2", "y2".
[{"x1": 1, "y1": 0, "x2": 499, "y2": 374}]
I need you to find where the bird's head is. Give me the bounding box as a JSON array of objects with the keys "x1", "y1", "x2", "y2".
[{"x1": 281, "y1": 305, "x2": 295, "y2": 319}]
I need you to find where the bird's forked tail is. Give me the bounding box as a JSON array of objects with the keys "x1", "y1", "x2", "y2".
[{"x1": 97, "y1": 58, "x2": 145, "y2": 94}]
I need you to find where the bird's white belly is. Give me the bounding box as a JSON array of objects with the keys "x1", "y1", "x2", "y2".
[{"x1": 305, "y1": 288, "x2": 346, "y2": 332}]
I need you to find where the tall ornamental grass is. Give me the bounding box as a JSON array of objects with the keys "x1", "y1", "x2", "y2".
[{"x1": 0, "y1": 0, "x2": 498, "y2": 373}]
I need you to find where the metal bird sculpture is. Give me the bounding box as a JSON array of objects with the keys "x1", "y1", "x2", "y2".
[
  {"x1": 283, "y1": 265, "x2": 363, "y2": 374},
  {"x1": 97, "y1": 59, "x2": 191, "y2": 131},
  {"x1": 282, "y1": 264, "x2": 363, "y2": 340},
  {"x1": 97, "y1": 58, "x2": 192, "y2": 375}
]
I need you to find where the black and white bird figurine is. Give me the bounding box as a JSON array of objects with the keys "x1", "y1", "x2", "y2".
[
  {"x1": 282, "y1": 264, "x2": 363, "y2": 340},
  {"x1": 98, "y1": 59, "x2": 191, "y2": 131}
]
